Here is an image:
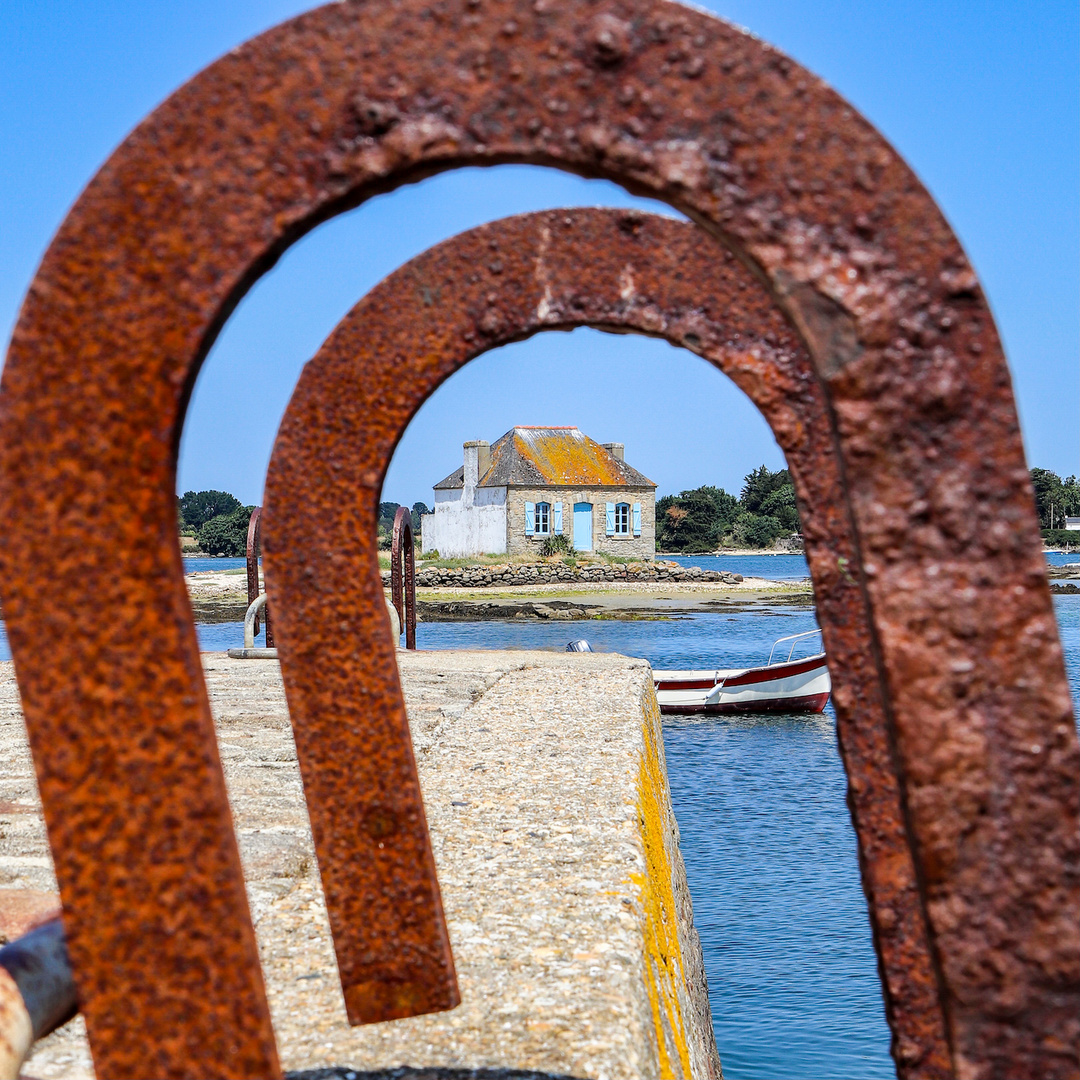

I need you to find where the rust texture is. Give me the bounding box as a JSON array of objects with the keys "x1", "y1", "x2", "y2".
[
  {"x1": 391, "y1": 506, "x2": 418, "y2": 651},
  {"x1": 246, "y1": 507, "x2": 274, "y2": 647},
  {"x1": 0, "y1": 1, "x2": 1072, "y2": 1077},
  {"x1": 265, "y1": 208, "x2": 950, "y2": 1072}
]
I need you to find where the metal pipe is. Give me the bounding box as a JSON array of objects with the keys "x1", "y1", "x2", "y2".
[
  {"x1": 0, "y1": 918, "x2": 76, "y2": 1080},
  {"x1": 243, "y1": 593, "x2": 268, "y2": 650}
]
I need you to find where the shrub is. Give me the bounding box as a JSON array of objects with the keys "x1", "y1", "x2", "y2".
[
  {"x1": 197, "y1": 506, "x2": 254, "y2": 557},
  {"x1": 540, "y1": 533, "x2": 572, "y2": 557}
]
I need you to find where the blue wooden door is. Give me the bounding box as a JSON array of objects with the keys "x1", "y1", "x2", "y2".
[{"x1": 573, "y1": 503, "x2": 593, "y2": 551}]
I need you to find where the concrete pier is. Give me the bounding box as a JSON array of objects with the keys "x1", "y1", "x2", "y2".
[{"x1": 0, "y1": 653, "x2": 720, "y2": 1079}]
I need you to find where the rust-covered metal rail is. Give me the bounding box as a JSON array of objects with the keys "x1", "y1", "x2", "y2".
[
  {"x1": 245, "y1": 507, "x2": 273, "y2": 647},
  {"x1": 390, "y1": 507, "x2": 417, "y2": 651},
  {"x1": 0, "y1": 2, "x2": 1074, "y2": 1077}
]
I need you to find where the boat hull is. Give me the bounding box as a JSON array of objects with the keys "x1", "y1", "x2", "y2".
[{"x1": 654, "y1": 653, "x2": 831, "y2": 716}]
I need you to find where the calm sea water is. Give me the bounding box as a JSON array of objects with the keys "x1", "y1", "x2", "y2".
[
  {"x1": 667, "y1": 549, "x2": 1080, "y2": 582},
  {"x1": 0, "y1": 578, "x2": 1076, "y2": 1078},
  {"x1": 183, "y1": 556, "x2": 247, "y2": 573},
  {"x1": 667, "y1": 553, "x2": 811, "y2": 580}
]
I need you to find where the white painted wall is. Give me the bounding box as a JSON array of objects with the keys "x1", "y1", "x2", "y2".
[{"x1": 422, "y1": 486, "x2": 508, "y2": 556}]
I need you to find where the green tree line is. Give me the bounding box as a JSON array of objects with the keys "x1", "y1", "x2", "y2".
[
  {"x1": 1030, "y1": 468, "x2": 1080, "y2": 531},
  {"x1": 657, "y1": 465, "x2": 1080, "y2": 554},
  {"x1": 377, "y1": 502, "x2": 431, "y2": 549},
  {"x1": 657, "y1": 465, "x2": 800, "y2": 552},
  {"x1": 177, "y1": 491, "x2": 432, "y2": 556}
]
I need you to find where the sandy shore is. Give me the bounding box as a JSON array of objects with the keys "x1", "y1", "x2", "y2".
[{"x1": 185, "y1": 568, "x2": 814, "y2": 623}]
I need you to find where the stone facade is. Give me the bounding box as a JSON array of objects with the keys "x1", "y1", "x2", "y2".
[
  {"x1": 507, "y1": 485, "x2": 656, "y2": 559},
  {"x1": 423, "y1": 428, "x2": 657, "y2": 560}
]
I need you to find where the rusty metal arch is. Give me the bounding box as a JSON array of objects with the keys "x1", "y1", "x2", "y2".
[
  {"x1": 262, "y1": 206, "x2": 945, "y2": 1073},
  {"x1": 0, "y1": 2, "x2": 1072, "y2": 1077}
]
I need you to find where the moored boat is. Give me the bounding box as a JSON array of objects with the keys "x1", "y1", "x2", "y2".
[{"x1": 652, "y1": 630, "x2": 831, "y2": 715}]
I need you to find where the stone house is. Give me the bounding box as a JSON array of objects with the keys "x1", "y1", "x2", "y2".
[{"x1": 421, "y1": 427, "x2": 656, "y2": 559}]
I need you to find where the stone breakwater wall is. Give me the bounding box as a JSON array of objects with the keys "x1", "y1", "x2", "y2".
[
  {"x1": 384, "y1": 560, "x2": 744, "y2": 589},
  {"x1": 5, "y1": 652, "x2": 722, "y2": 1080}
]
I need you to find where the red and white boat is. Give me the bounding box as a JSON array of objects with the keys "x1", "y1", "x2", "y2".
[{"x1": 652, "y1": 630, "x2": 831, "y2": 715}]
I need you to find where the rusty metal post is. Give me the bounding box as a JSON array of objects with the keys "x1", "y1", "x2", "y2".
[
  {"x1": 245, "y1": 507, "x2": 273, "y2": 647},
  {"x1": 391, "y1": 507, "x2": 417, "y2": 650},
  {"x1": 0, "y1": 3, "x2": 1074, "y2": 1076}
]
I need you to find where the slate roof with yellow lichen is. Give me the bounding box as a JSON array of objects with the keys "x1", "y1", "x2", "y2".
[{"x1": 434, "y1": 427, "x2": 655, "y2": 489}]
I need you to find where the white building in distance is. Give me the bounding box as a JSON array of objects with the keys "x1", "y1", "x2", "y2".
[{"x1": 421, "y1": 427, "x2": 656, "y2": 559}]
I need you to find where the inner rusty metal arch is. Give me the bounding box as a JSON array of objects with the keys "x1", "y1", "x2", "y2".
[
  {"x1": 262, "y1": 206, "x2": 946, "y2": 1074},
  {"x1": 0, "y1": 1, "x2": 1074, "y2": 1078}
]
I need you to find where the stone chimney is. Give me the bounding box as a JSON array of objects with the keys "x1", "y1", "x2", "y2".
[
  {"x1": 602, "y1": 442, "x2": 625, "y2": 462},
  {"x1": 462, "y1": 440, "x2": 490, "y2": 506}
]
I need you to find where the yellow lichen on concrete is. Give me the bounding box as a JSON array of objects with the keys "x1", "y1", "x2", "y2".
[{"x1": 630, "y1": 689, "x2": 694, "y2": 1079}]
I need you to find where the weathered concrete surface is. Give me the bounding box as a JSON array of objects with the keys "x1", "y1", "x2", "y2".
[{"x1": 0, "y1": 653, "x2": 720, "y2": 1079}]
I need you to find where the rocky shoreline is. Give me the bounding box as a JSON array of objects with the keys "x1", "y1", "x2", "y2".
[
  {"x1": 381, "y1": 559, "x2": 744, "y2": 589},
  {"x1": 179, "y1": 556, "x2": 1076, "y2": 625}
]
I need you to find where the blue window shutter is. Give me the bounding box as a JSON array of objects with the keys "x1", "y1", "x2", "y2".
[
  {"x1": 633, "y1": 503, "x2": 642, "y2": 536},
  {"x1": 606, "y1": 502, "x2": 616, "y2": 536},
  {"x1": 553, "y1": 501, "x2": 563, "y2": 534},
  {"x1": 525, "y1": 501, "x2": 535, "y2": 535}
]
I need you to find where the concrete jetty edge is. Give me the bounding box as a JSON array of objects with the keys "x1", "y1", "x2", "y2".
[{"x1": 3, "y1": 652, "x2": 722, "y2": 1079}]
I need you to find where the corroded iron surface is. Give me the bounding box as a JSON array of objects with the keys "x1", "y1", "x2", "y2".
[
  {"x1": 247, "y1": 507, "x2": 274, "y2": 646},
  {"x1": 0, "y1": 1, "x2": 1073, "y2": 1077},
  {"x1": 264, "y1": 208, "x2": 950, "y2": 1072},
  {"x1": 391, "y1": 507, "x2": 418, "y2": 651}
]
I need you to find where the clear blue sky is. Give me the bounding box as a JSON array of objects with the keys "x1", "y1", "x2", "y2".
[{"x1": 3, "y1": 2, "x2": 1076, "y2": 509}]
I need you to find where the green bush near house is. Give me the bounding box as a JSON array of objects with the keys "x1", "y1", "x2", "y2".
[{"x1": 539, "y1": 533, "x2": 572, "y2": 557}]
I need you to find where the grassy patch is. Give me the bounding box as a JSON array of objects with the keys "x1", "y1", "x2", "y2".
[{"x1": 416, "y1": 553, "x2": 534, "y2": 570}]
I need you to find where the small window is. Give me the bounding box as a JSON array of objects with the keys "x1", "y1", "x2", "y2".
[
  {"x1": 614, "y1": 502, "x2": 631, "y2": 536},
  {"x1": 535, "y1": 501, "x2": 551, "y2": 535}
]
